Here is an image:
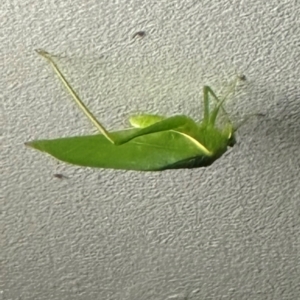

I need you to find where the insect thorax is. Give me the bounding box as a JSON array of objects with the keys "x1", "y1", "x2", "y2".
[{"x1": 195, "y1": 126, "x2": 231, "y2": 156}]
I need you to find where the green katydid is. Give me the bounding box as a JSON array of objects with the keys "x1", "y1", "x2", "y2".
[{"x1": 26, "y1": 50, "x2": 243, "y2": 171}]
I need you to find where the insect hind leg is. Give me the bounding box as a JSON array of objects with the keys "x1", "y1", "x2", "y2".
[{"x1": 36, "y1": 49, "x2": 115, "y2": 144}]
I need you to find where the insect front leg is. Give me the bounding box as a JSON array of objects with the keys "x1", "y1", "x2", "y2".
[{"x1": 203, "y1": 85, "x2": 234, "y2": 127}]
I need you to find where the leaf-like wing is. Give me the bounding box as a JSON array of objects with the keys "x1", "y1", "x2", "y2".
[{"x1": 26, "y1": 129, "x2": 211, "y2": 171}]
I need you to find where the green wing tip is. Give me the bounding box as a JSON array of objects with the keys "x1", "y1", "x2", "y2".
[
  {"x1": 25, "y1": 141, "x2": 33, "y2": 148},
  {"x1": 25, "y1": 141, "x2": 39, "y2": 150}
]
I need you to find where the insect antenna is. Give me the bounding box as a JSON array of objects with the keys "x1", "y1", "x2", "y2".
[{"x1": 233, "y1": 113, "x2": 265, "y2": 132}]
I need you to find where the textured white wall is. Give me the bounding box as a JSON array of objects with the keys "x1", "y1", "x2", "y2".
[{"x1": 2, "y1": 0, "x2": 300, "y2": 299}]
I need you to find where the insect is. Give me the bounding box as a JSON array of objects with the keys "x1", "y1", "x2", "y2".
[
  {"x1": 26, "y1": 50, "x2": 243, "y2": 171},
  {"x1": 238, "y1": 74, "x2": 246, "y2": 81},
  {"x1": 132, "y1": 31, "x2": 146, "y2": 39},
  {"x1": 53, "y1": 173, "x2": 68, "y2": 179}
]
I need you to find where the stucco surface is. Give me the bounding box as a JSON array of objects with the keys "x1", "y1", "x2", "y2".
[{"x1": 1, "y1": 0, "x2": 300, "y2": 299}]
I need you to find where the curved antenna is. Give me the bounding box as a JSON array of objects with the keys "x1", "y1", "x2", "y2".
[{"x1": 233, "y1": 113, "x2": 265, "y2": 132}]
